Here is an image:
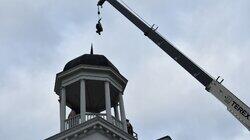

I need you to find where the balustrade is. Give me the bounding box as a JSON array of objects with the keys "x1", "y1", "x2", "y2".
[{"x1": 64, "y1": 113, "x2": 137, "y2": 139}]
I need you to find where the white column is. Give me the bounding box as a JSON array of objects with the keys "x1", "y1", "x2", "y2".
[
  {"x1": 119, "y1": 93, "x2": 127, "y2": 132},
  {"x1": 80, "y1": 79, "x2": 86, "y2": 123},
  {"x1": 60, "y1": 87, "x2": 66, "y2": 132},
  {"x1": 114, "y1": 105, "x2": 120, "y2": 120},
  {"x1": 105, "y1": 81, "x2": 112, "y2": 122}
]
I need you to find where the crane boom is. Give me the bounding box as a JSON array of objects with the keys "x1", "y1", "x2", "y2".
[{"x1": 97, "y1": 0, "x2": 250, "y2": 130}]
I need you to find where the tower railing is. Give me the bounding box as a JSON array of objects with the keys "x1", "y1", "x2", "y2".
[
  {"x1": 64, "y1": 113, "x2": 123, "y2": 130},
  {"x1": 64, "y1": 114, "x2": 81, "y2": 130},
  {"x1": 111, "y1": 116, "x2": 123, "y2": 129},
  {"x1": 86, "y1": 112, "x2": 107, "y2": 121}
]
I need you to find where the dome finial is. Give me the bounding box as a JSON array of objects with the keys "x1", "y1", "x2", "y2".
[{"x1": 90, "y1": 43, "x2": 94, "y2": 55}]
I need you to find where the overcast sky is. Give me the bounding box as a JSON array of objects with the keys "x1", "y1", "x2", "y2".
[{"x1": 0, "y1": 0, "x2": 250, "y2": 140}]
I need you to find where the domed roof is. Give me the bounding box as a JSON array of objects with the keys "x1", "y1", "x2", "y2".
[{"x1": 63, "y1": 54, "x2": 120, "y2": 73}]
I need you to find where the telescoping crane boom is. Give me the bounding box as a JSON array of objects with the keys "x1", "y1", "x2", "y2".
[{"x1": 97, "y1": 0, "x2": 250, "y2": 130}]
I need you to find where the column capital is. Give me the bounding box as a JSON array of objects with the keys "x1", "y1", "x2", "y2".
[
  {"x1": 104, "y1": 80, "x2": 110, "y2": 83},
  {"x1": 80, "y1": 79, "x2": 85, "y2": 82}
]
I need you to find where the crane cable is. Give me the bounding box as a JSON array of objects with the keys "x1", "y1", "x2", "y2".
[{"x1": 97, "y1": 6, "x2": 101, "y2": 20}]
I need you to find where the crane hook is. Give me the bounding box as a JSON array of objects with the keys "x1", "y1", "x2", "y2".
[
  {"x1": 96, "y1": 18, "x2": 103, "y2": 35},
  {"x1": 96, "y1": 6, "x2": 103, "y2": 35}
]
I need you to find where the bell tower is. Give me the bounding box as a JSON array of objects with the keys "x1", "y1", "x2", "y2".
[{"x1": 46, "y1": 52, "x2": 137, "y2": 140}]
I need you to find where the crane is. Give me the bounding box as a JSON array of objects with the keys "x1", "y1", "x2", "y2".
[{"x1": 97, "y1": 0, "x2": 250, "y2": 131}]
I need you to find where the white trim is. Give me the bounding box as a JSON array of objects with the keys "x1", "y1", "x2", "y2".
[
  {"x1": 80, "y1": 80, "x2": 86, "y2": 122},
  {"x1": 60, "y1": 87, "x2": 66, "y2": 132},
  {"x1": 55, "y1": 65, "x2": 127, "y2": 93},
  {"x1": 61, "y1": 73, "x2": 123, "y2": 92},
  {"x1": 105, "y1": 81, "x2": 112, "y2": 123},
  {"x1": 58, "y1": 65, "x2": 127, "y2": 83},
  {"x1": 119, "y1": 93, "x2": 127, "y2": 132}
]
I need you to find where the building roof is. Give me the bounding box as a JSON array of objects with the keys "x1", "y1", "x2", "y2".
[{"x1": 63, "y1": 54, "x2": 120, "y2": 73}]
